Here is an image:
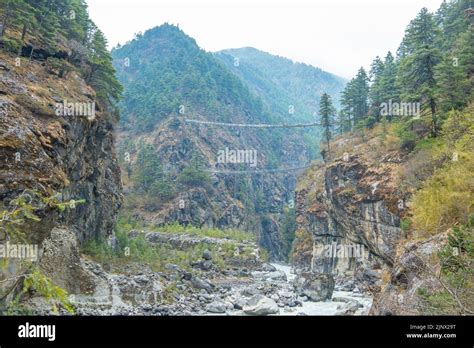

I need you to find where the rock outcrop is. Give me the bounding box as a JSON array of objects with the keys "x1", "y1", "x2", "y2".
[
  {"x1": 0, "y1": 46, "x2": 122, "y2": 304},
  {"x1": 294, "y1": 150, "x2": 406, "y2": 289},
  {"x1": 293, "y1": 132, "x2": 462, "y2": 315},
  {"x1": 370, "y1": 232, "x2": 449, "y2": 315}
]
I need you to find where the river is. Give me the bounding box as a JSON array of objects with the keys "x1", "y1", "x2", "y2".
[{"x1": 271, "y1": 263, "x2": 373, "y2": 315}]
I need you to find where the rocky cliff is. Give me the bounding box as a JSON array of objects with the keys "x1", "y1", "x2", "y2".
[
  {"x1": 294, "y1": 133, "x2": 406, "y2": 284},
  {"x1": 293, "y1": 127, "x2": 460, "y2": 314},
  {"x1": 0, "y1": 44, "x2": 122, "y2": 304}
]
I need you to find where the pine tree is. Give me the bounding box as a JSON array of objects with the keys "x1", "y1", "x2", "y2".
[
  {"x1": 397, "y1": 8, "x2": 441, "y2": 136},
  {"x1": 352, "y1": 67, "x2": 370, "y2": 126},
  {"x1": 378, "y1": 51, "x2": 400, "y2": 122},
  {"x1": 340, "y1": 80, "x2": 355, "y2": 131},
  {"x1": 0, "y1": 0, "x2": 35, "y2": 39},
  {"x1": 87, "y1": 28, "x2": 123, "y2": 109},
  {"x1": 435, "y1": 0, "x2": 472, "y2": 51},
  {"x1": 435, "y1": 53, "x2": 470, "y2": 114},
  {"x1": 335, "y1": 109, "x2": 351, "y2": 135},
  {"x1": 368, "y1": 56, "x2": 385, "y2": 123},
  {"x1": 319, "y1": 92, "x2": 336, "y2": 160},
  {"x1": 436, "y1": 8, "x2": 473, "y2": 113}
]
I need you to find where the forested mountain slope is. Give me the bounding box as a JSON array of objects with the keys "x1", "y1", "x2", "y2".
[
  {"x1": 216, "y1": 47, "x2": 346, "y2": 119},
  {"x1": 112, "y1": 24, "x2": 312, "y2": 259}
]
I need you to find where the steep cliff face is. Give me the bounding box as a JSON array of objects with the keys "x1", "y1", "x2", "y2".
[
  {"x1": 297, "y1": 144, "x2": 403, "y2": 274},
  {"x1": 293, "y1": 132, "x2": 406, "y2": 290},
  {"x1": 293, "y1": 127, "x2": 464, "y2": 314},
  {"x1": 0, "y1": 47, "x2": 122, "y2": 300}
]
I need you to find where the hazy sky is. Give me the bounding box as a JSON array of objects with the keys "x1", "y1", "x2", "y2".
[{"x1": 85, "y1": 0, "x2": 444, "y2": 78}]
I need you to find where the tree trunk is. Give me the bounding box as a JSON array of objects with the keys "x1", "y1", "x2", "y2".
[
  {"x1": 21, "y1": 23, "x2": 27, "y2": 41},
  {"x1": 1, "y1": 14, "x2": 8, "y2": 38},
  {"x1": 1, "y1": 1, "x2": 11, "y2": 38},
  {"x1": 430, "y1": 98, "x2": 437, "y2": 137},
  {"x1": 29, "y1": 45, "x2": 34, "y2": 61}
]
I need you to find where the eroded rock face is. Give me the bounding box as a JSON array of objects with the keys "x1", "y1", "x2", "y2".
[
  {"x1": 294, "y1": 152, "x2": 406, "y2": 295},
  {"x1": 37, "y1": 227, "x2": 96, "y2": 294},
  {"x1": 293, "y1": 146, "x2": 458, "y2": 314},
  {"x1": 370, "y1": 233, "x2": 448, "y2": 315},
  {"x1": 0, "y1": 50, "x2": 122, "y2": 304}
]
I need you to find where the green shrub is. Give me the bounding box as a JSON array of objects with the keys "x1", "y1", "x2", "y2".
[
  {"x1": 7, "y1": 268, "x2": 74, "y2": 315},
  {"x1": 177, "y1": 165, "x2": 210, "y2": 188},
  {"x1": 3, "y1": 37, "x2": 22, "y2": 54}
]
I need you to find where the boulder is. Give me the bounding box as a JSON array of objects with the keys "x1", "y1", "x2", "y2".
[
  {"x1": 260, "y1": 263, "x2": 277, "y2": 272},
  {"x1": 202, "y1": 260, "x2": 213, "y2": 271},
  {"x1": 233, "y1": 297, "x2": 247, "y2": 310},
  {"x1": 241, "y1": 287, "x2": 259, "y2": 297},
  {"x1": 294, "y1": 272, "x2": 335, "y2": 302},
  {"x1": 190, "y1": 277, "x2": 214, "y2": 292},
  {"x1": 202, "y1": 249, "x2": 213, "y2": 260},
  {"x1": 206, "y1": 300, "x2": 227, "y2": 314},
  {"x1": 243, "y1": 295, "x2": 279, "y2": 315}
]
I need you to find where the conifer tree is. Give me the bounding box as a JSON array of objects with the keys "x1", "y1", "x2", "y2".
[
  {"x1": 352, "y1": 67, "x2": 370, "y2": 126},
  {"x1": 378, "y1": 51, "x2": 400, "y2": 121},
  {"x1": 319, "y1": 92, "x2": 336, "y2": 160},
  {"x1": 87, "y1": 28, "x2": 123, "y2": 107},
  {"x1": 397, "y1": 8, "x2": 441, "y2": 136},
  {"x1": 368, "y1": 56, "x2": 385, "y2": 123}
]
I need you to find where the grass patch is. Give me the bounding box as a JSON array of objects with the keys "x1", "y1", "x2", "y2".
[
  {"x1": 117, "y1": 216, "x2": 256, "y2": 243},
  {"x1": 83, "y1": 221, "x2": 261, "y2": 273}
]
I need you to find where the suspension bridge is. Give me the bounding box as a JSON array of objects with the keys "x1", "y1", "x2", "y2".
[
  {"x1": 185, "y1": 119, "x2": 321, "y2": 128},
  {"x1": 184, "y1": 117, "x2": 320, "y2": 175}
]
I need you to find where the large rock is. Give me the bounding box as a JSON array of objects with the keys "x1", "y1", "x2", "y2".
[
  {"x1": 206, "y1": 300, "x2": 227, "y2": 314},
  {"x1": 190, "y1": 277, "x2": 214, "y2": 293},
  {"x1": 294, "y1": 272, "x2": 335, "y2": 302},
  {"x1": 243, "y1": 295, "x2": 279, "y2": 315},
  {"x1": 202, "y1": 249, "x2": 212, "y2": 260}
]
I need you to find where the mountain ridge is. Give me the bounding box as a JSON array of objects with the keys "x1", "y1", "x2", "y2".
[{"x1": 112, "y1": 24, "x2": 310, "y2": 259}]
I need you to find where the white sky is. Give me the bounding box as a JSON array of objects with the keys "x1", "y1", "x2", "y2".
[{"x1": 85, "y1": 0, "x2": 444, "y2": 79}]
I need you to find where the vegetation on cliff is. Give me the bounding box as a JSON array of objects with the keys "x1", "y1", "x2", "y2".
[
  {"x1": 1, "y1": 0, "x2": 122, "y2": 114},
  {"x1": 294, "y1": 0, "x2": 473, "y2": 315}
]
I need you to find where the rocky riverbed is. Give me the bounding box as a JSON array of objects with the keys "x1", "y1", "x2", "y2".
[{"x1": 21, "y1": 230, "x2": 372, "y2": 316}]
